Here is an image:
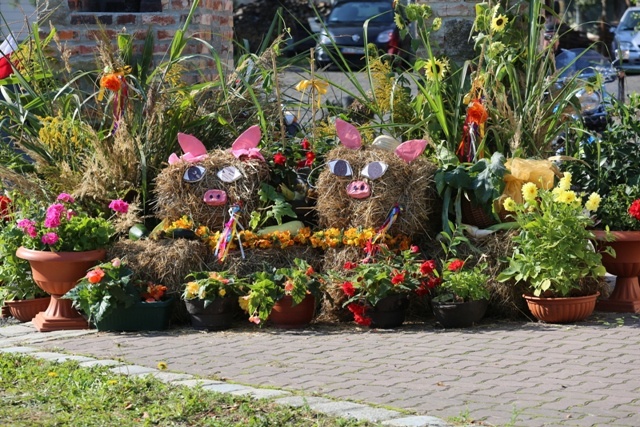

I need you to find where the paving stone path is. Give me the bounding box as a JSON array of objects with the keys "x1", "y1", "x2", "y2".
[{"x1": 2, "y1": 310, "x2": 640, "y2": 427}]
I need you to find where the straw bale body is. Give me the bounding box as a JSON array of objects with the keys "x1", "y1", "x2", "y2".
[
  {"x1": 315, "y1": 146, "x2": 438, "y2": 239},
  {"x1": 154, "y1": 152, "x2": 268, "y2": 231}
]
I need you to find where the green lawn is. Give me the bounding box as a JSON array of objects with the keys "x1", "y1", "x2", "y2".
[{"x1": 0, "y1": 354, "x2": 379, "y2": 426}]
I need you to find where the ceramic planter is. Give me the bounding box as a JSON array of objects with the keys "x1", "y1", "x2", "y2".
[
  {"x1": 93, "y1": 298, "x2": 175, "y2": 332},
  {"x1": 16, "y1": 247, "x2": 105, "y2": 332},
  {"x1": 184, "y1": 296, "x2": 239, "y2": 331},
  {"x1": 592, "y1": 230, "x2": 640, "y2": 313},
  {"x1": 523, "y1": 293, "x2": 599, "y2": 324},
  {"x1": 268, "y1": 294, "x2": 315, "y2": 329},
  {"x1": 368, "y1": 294, "x2": 410, "y2": 329},
  {"x1": 5, "y1": 297, "x2": 51, "y2": 322},
  {"x1": 432, "y1": 299, "x2": 489, "y2": 328}
]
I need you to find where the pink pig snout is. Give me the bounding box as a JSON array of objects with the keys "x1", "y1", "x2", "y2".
[
  {"x1": 203, "y1": 189, "x2": 228, "y2": 206},
  {"x1": 346, "y1": 181, "x2": 371, "y2": 199}
]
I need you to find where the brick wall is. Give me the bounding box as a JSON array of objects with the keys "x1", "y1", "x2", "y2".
[{"x1": 38, "y1": 0, "x2": 234, "y2": 81}]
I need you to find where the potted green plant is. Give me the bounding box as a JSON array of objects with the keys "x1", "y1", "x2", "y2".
[
  {"x1": 182, "y1": 271, "x2": 249, "y2": 330},
  {"x1": 323, "y1": 245, "x2": 435, "y2": 329},
  {"x1": 498, "y1": 173, "x2": 607, "y2": 323},
  {"x1": 243, "y1": 258, "x2": 321, "y2": 329},
  {"x1": 14, "y1": 193, "x2": 121, "y2": 331},
  {"x1": 63, "y1": 257, "x2": 174, "y2": 331},
  {"x1": 0, "y1": 220, "x2": 49, "y2": 322},
  {"x1": 427, "y1": 224, "x2": 491, "y2": 328},
  {"x1": 591, "y1": 184, "x2": 640, "y2": 312}
]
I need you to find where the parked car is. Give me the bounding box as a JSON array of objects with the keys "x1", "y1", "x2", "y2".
[
  {"x1": 611, "y1": 6, "x2": 640, "y2": 72},
  {"x1": 314, "y1": 0, "x2": 411, "y2": 69}
]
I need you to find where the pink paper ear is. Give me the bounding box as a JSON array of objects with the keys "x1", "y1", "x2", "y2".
[
  {"x1": 335, "y1": 118, "x2": 362, "y2": 150},
  {"x1": 395, "y1": 139, "x2": 428, "y2": 163},
  {"x1": 178, "y1": 133, "x2": 208, "y2": 159},
  {"x1": 168, "y1": 153, "x2": 180, "y2": 165},
  {"x1": 230, "y1": 125, "x2": 264, "y2": 162}
]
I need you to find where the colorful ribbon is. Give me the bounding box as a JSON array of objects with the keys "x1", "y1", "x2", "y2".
[{"x1": 214, "y1": 203, "x2": 244, "y2": 262}]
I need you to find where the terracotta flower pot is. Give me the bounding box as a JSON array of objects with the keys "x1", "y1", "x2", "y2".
[
  {"x1": 268, "y1": 294, "x2": 315, "y2": 329},
  {"x1": 185, "y1": 296, "x2": 239, "y2": 331},
  {"x1": 16, "y1": 247, "x2": 105, "y2": 332},
  {"x1": 523, "y1": 293, "x2": 599, "y2": 323},
  {"x1": 592, "y1": 230, "x2": 640, "y2": 313},
  {"x1": 5, "y1": 297, "x2": 51, "y2": 322},
  {"x1": 432, "y1": 299, "x2": 488, "y2": 328},
  {"x1": 369, "y1": 294, "x2": 409, "y2": 329}
]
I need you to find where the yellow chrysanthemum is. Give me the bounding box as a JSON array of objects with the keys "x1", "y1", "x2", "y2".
[
  {"x1": 491, "y1": 14, "x2": 508, "y2": 32},
  {"x1": 585, "y1": 193, "x2": 601, "y2": 212},
  {"x1": 558, "y1": 172, "x2": 572, "y2": 191},
  {"x1": 503, "y1": 197, "x2": 517, "y2": 212},
  {"x1": 522, "y1": 182, "x2": 538, "y2": 202},
  {"x1": 557, "y1": 190, "x2": 577, "y2": 204},
  {"x1": 424, "y1": 57, "x2": 449, "y2": 81},
  {"x1": 218, "y1": 288, "x2": 226, "y2": 297}
]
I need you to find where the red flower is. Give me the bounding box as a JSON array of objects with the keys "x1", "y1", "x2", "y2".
[
  {"x1": 391, "y1": 271, "x2": 405, "y2": 285},
  {"x1": 629, "y1": 199, "x2": 640, "y2": 221},
  {"x1": 416, "y1": 284, "x2": 430, "y2": 297},
  {"x1": 0, "y1": 196, "x2": 11, "y2": 221},
  {"x1": 304, "y1": 151, "x2": 316, "y2": 167},
  {"x1": 347, "y1": 303, "x2": 366, "y2": 316},
  {"x1": 466, "y1": 99, "x2": 488, "y2": 125},
  {"x1": 301, "y1": 138, "x2": 310, "y2": 150},
  {"x1": 420, "y1": 260, "x2": 436, "y2": 275},
  {"x1": 273, "y1": 152, "x2": 287, "y2": 166},
  {"x1": 447, "y1": 259, "x2": 465, "y2": 272},
  {"x1": 343, "y1": 261, "x2": 358, "y2": 270},
  {"x1": 341, "y1": 281, "x2": 356, "y2": 297},
  {"x1": 86, "y1": 268, "x2": 105, "y2": 284},
  {"x1": 306, "y1": 266, "x2": 314, "y2": 276},
  {"x1": 410, "y1": 245, "x2": 419, "y2": 253},
  {"x1": 353, "y1": 313, "x2": 372, "y2": 326},
  {"x1": 427, "y1": 277, "x2": 442, "y2": 289}
]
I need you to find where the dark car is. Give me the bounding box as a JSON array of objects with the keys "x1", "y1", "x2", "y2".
[{"x1": 314, "y1": 0, "x2": 410, "y2": 69}]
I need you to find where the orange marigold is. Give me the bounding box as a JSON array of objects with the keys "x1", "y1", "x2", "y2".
[{"x1": 100, "y1": 73, "x2": 122, "y2": 92}]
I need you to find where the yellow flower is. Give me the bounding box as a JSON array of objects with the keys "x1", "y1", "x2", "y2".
[
  {"x1": 47, "y1": 371, "x2": 57, "y2": 377},
  {"x1": 521, "y1": 182, "x2": 538, "y2": 202},
  {"x1": 424, "y1": 57, "x2": 449, "y2": 81},
  {"x1": 557, "y1": 190, "x2": 577, "y2": 204},
  {"x1": 432, "y1": 17, "x2": 442, "y2": 32},
  {"x1": 558, "y1": 172, "x2": 572, "y2": 191},
  {"x1": 238, "y1": 295, "x2": 250, "y2": 312},
  {"x1": 585, "y1": 193, "x2": 601, "y2": 212},
  {"x1": 491, "y1": 14, "x2": 508, "y2": 32},
  {"x1": 503, "y1": 197, "x2": 517, "y2": 212},
  {"x1": 218, "y1": 288, "x2": 226, "y2": 297},
  {"x1": 185, "y1": 282, "x2": 200, "y2": 298},
  {"x1": 157, "y1": 361, "x2": 168, "y2": 370},
  {"x1": 107, "y1": 379, "x2": 118, "y2": 385}
]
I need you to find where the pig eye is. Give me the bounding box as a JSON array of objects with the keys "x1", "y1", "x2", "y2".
[
  {"x1": 183, "y1": 166, "x2": 206, "y2": 183},
  {"x1": 361, "y1": 161, "x2": 388, "y2": 180},
  {"x1": 217, "y1": 166, "x2": 242, "y2": 183},
  {"x1": 328, "y1": 160, "x2": 353, "y2": 177}
]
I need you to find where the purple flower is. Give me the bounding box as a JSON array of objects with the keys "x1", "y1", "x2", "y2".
[
  {"x1": 56, "y1": 193, "x2": 75, "y2": 203},
  {"x1": 109, "y1": 199, "x2": 129, "y2": 214},
  {"x1": 41, "y1": 232, "x2": 59, "y2": 246},
  {"x1": 17, "y1": 219, "x2": 37, "y2": 238},
  {"x1": 44, "y1": 203, "x2": 65, "y2": 228}
]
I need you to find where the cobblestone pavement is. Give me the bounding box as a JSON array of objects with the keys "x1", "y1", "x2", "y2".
[{"x1": 2, "y1": 310, "x2": 640, "y2": 427}]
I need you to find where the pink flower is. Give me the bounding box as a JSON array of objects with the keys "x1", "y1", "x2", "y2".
[
  {"x1": 248, "y1": 315, "x2": 261, "y2": 325},
  {"x1": 56, "y1": 193, "x2": 75, "y2": 203},
  {"x1": 66, "y1": 209, "x2": 77, "y2": 220},
  {"x1": 410, "y1": 245, "x2": 420, "y2": 253},
  {"x1": 17, "y1": 218, "x2": 35, "y2": 231},
  {"x1": 111, "y1": 258, "x2": 121, "y2": 267},
  {"x1": 44, "y1": 203, "x2": 65, "y2": 228},
  {"x1": 109, "y1": 199, "x2": 129, "y2": 214},
  {"x1": 41, "y1": 232, "x2": 59, "y2": 246},
  {"x1": 284, "y1": 280, "x2": 294, "y2": 293}
]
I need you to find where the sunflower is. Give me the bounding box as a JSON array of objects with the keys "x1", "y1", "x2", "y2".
[
  {"x1": 491, "y1": 14, "x2": 508, "y2": 32},
  {"x1": 424, "y1": 57, "x2": 449, "y2": 81}
]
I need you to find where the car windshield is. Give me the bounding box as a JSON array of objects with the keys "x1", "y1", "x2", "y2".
[
  {"x1": 619, "y1": 10, "x2": 640, "y2": 30},
  {"x1": 328, "y1": 2, "x2": 394, "y2": 24}
]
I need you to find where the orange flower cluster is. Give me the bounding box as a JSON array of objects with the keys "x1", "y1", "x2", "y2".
[{"x1": 141, "y1": 283, "x2": 167, "y2": 302}]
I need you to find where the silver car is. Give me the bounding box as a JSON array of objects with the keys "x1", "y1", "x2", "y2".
[{"x1": 612, "y1": 7, "x2": 640, "y2": 71}]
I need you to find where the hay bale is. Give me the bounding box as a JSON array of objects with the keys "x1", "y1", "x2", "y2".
[
  {"x1": 315, "y1": 146, "x2": 439, "y2": 239},
  {"x1": 203, "y1": 246, "x2": 324, "y2": 278},
  {"x1": 153, "y1": 152, "x2": 269, "y2": 231},
  {"x1": 107, "y1": 239, "x2": 209, "y2": 293}
]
